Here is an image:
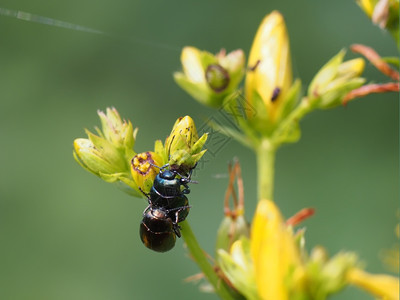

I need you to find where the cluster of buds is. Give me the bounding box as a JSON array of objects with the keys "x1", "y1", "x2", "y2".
[
  {"x1": 173, "y1": 10, "x2": 372, "y2": 144},
  {"x1": 73, "y1": 109, "x2": 207, "y2": 196},
  {"x1": 217, "y1": 199, "x2": 399, "y2": 300}
]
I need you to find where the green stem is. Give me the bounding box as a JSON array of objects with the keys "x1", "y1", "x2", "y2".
[
  {"x1": 180, "y1": 220, "x2": 236, "y2": 300},
  {"x1": 256, "y1": 138, "x2": 276, "y2": 201}
]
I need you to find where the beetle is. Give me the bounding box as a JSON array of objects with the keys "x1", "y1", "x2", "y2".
[{"x1": 139, "y1": 164, "x2": 195, "y2": 252}]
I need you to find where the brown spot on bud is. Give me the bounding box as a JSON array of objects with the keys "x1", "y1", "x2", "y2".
[
  {"x1": 271, "y1": 87, "x2": 281, "y2": 102},
  {"x1": 248, "y1": 59, "x2": 261, "y2": 72}
]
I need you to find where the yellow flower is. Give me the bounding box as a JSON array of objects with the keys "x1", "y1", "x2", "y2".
[
  {"x1": 347, "y1": 267, "x2": 399, "y2": 300},
  {"x1": 245, "y1": 11, "x2": 295, "y2": 132},
  {"x1": 131, "y1": 151, "x2": 163, "y2": 194},
  {"x1": 250, "y1": 199, "x2": 305, "y2": 300}
]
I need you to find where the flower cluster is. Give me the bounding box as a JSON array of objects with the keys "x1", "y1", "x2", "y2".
[
  {"x1": 174, "y1": 11, "x2": 366, "y2": 145},
  {"x1": 73, "y1": 109, "x2": 207, "y2": 196},
  {"x1": 73, "y1": 6, "x2": 399, "y2": 300},
  {"x1": 217, "y1": 199, "x2": 399, "y2": 300},
  {"x1": 173, "y1": 9, "x2": 398, "y2": 300}
]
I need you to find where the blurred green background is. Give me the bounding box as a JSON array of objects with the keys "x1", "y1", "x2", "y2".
[{"x1": 0, "y1": 0, "x2": 398, "y2": 299}]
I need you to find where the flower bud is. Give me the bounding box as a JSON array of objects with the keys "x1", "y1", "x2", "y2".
[
  {"x1": 245, "y1": 11, "x2": 297, "y2": 133},
  {"x1": 217, "y1": 238, "x2": 258, "y2": 300},
  {"x1": 216, "y1": 214, "x2": 250, "y2": 253},
  {"x1": 305, "y1": 251, "x2": 359, "y2": 299},
  {"x1": 251, "y1": 199, "x2": 304, "y2": 300},
  {"x1": 174, "y1": 47, "x2": 245, "y2": 108},
  {"x1": 165, "y1": 116, "x2": 207, "y2": 174},
  {"x1": 73, "y1": 107, "x2": 141, "y2": 197},
  {"x1": 308, "y1": 50, "x2": 366, "y2": 109},
  {"x1": 131, "y1": 151, "x2": 163, "y2": 194},
  {"x1": 73, "y1": 138, "x2": 120, "y2": 176},
  {"x1": 216, "y1": 160, "x2": 250, "y2": 254}
]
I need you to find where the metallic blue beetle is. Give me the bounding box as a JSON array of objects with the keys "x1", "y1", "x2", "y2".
[{"x1": 139, "y1": 164, "x2": 195, "y2": 252}]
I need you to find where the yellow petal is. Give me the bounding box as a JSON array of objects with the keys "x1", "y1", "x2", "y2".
[
  {"x1": 181, "y1": 47, "x2": 207, "y2": 84},
  {"x1": 347, "y1": 267, "x2": 399, "y2": 300},
  {"x1": 357, "y1": 0, "x2": 376, "y2": 17},
  {"x1": 251, "y1": 199, "x2": 301, "y2": 300}
]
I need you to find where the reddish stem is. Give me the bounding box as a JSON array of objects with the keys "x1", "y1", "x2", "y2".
[
  {"x1": 343, "y1": 82, "x2": 400, "y2": 104},
  {"x1": 286, "y1": 208, "x2": 315, "y2": 226},
  {"x1": 351, "y1": 44, "x2": 400, "y2": 81}
]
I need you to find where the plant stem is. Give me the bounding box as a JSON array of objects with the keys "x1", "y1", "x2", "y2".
[
  {"x1": 256, "y1": 138, "x2": 276, "y2": 201},
  {"x1": 180, "y1": 220, "x2": 236, "y2": 300}
]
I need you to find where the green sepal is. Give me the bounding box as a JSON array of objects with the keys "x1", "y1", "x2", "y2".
[
  {"x1": 216, "y1": 217, "x2": 233, "y2": 253},
  {"x1": 191, "y1": 133, "x2": 208, "y2": 154},
  {"x1": 73, "y1": 139, "x2": 117, "y2": 175},
  {"x1": 308, "y1": 50, "x2": 346, "y2": 97},
  {"x1": 280, "y1": 79, "x2": 302, "y2": 121},
  {"x1": 154, "y1": 139, "x2": 168, "y2": 166},
  {"x1": 382, "y1": 56, "x2": 400, "y2": 68},
  {"x1": 305, "y1": 250, "x2": 359, "y2": 299},
  {"x1": 85, "y1": 130, "x2": 127, "y2": 171},
  {"x1": 275, "y1": 121, "x2": 301, "y2": 145},
  {"x1": 216, "y1": 215, "x2": 250, "y2": 254},
  {"x1": 318, "y1": 77, "x2": 366, "y2": 109},
  {"x1": 217, "y1": 237, "x2": 259, "y2": 300},
  {"x1": 112, "y1": 178, "x2": 142, "y2": 198}
]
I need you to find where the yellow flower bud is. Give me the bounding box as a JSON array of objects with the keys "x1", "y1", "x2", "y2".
[
  {"x1": 250, "y1": 199, "x2": 304, "y2": 300},
  {"x1": 245, "y1": 11, "x2": 294, "y2": 131},
  {"x1": 165, "y1": 116, "x2": 207, "y2": 173},
  {"x1": 174, "y1": 47, "x2": 245, "y2": 108},
  {"x1": 73, "y1": 138, "x2": 119, "y2": 176}
]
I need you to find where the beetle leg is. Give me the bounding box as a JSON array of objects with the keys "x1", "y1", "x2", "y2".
[
  {"x1": 142, "y1": 204, "x2": 151, "y2": 216},
  {"x1": 139, "y1": 187, "x2": 152, "y2": 204}
]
